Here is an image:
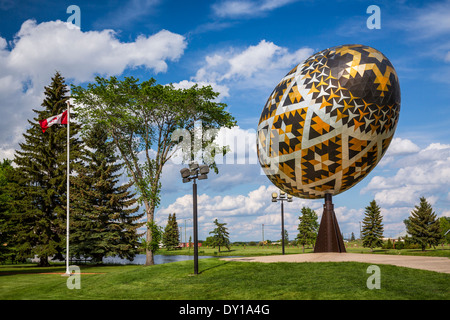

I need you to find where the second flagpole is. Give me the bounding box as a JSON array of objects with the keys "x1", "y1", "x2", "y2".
[{"x1": 65, "y1": 100, "x2": 70, "y2": 275}]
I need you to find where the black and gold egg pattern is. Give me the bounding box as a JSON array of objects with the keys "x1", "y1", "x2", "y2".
[{"x1": 257, "y1": 44, "x2": 401, "y2": 199}]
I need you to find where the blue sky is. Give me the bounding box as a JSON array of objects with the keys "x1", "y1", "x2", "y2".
[{"x1": 1, "y1": 0, "x2": 449, "y2": 242}]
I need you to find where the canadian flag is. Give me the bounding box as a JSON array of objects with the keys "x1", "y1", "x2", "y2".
[{"x1": 39, "y1": 110, "x2": 68, "y2": 133}]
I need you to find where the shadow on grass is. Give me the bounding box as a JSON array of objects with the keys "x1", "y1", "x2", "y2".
[
  {"x1": 0, "y1": 265, "x2": 66, "y2": 276},
  {"x1": 0, "y1": 262, "x2": 109, "y2": 276},
  {"x1": 198, "y1": 260, "x2": 231, "y2": 275}
]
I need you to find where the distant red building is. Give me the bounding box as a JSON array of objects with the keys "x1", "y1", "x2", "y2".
[{"x1": 179, "y1": 242, "x2": 202, "y2": 247}]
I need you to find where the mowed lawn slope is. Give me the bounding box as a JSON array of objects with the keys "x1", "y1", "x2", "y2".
[{"x1": 1, "y1": 258, "x2": 449, "y2": 300}]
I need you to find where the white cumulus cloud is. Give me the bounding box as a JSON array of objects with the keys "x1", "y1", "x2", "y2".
[
  {"x1": 362, "y1": 141, "x2": 450, "y2": 208},
  {"x1": 174, "y1": 40, "x2": 313, "y2": 102},
  {"x1": 0, "y1": 19, "x2": 187, "y2": 160},
  {"x1": 7, "y1": 19, "x2": 186, "y2": 83},
  {"x1": 212, "y1": 0, "x2": 298, "y2": 18},
  {"x1": 194, "y1": 40, "x2": 312, "y2": 85}
]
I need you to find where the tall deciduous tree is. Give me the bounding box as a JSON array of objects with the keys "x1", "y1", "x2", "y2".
[
  {"x1": 72, "y1": 76, "x2": 235, "y2": 265},
  {"x1": 361, "y1": 200, "x2": 384, "y2": 252},
  {"x1": 10, "y1": 72, "x2": 82, "y2": 266},
  {"x1": 209, "y1": 218, "x2": 230, "y2": 252},
  {"x1": 70, "y1": 124, "x2": 144, "y2": 263},
  {"x1": 405, "y1": 197, "x2": 441, "y2": 251},
  {"x1": 296, "y1": 206, "x2": 319, "y2": 252}
]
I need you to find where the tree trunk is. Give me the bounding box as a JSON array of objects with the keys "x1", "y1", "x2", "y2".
[
  {"x1": 38, "y1": 255, "x2": 49, "y2": 267},
  {"x1": 145, "y1": 170, "x2": 163, "y2": 266},
  {"x1": 145, "y1": 247, "x2": 154, "y2": 265},
  {"x1": 145, "y1": 201, "x2": 155, "y2": 266}
]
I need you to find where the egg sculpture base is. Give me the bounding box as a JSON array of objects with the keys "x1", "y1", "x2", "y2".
[{"x1": 314, "y1": 194, "x2": 346, "y2": 253}]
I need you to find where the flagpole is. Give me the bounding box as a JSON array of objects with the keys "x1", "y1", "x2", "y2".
[{"x1": 65, "y1": 100, "x2": 70, "y2": 275}]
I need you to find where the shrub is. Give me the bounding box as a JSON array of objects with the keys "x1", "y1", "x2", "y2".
[
  {"x1": 394, "y1": 241, "x2": 405, "y2": 250},
  {"x1": 383, "y1": 239, "x2": 393, "y2": 249}
]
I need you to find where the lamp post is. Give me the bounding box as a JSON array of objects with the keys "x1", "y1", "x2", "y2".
[
  {"x1": 262, "y1": 224, "x2": 264, "y2": 243},
  {"x1": 180, "y1": 162, "x2": 209, "y2": 274},
  {"x1": 272, "y1": 190, "x2": 293, "y2": 255},
  {"x1": 184, "y1": 219, "x2": 192, "y2": 250}
]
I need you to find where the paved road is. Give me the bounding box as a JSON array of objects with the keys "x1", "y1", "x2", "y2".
[{"x1": 222, "y1": 252, "x2": 450, "y2": 274}]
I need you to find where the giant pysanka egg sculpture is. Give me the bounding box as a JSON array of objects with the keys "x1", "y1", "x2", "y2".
[{"x1": 257, "y1": 44, "x2": 401, "y2": 199}]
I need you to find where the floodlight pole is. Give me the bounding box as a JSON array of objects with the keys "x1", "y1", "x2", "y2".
[
  {"x1": 272, "y1": 191, "x2": 292, "y2": 255},
  {"x1": 180, "y1": 162, "x2": 209, "y2": 275},
  {"x1": 192, "y1": 178, "x2": 199, "y2": 275}
]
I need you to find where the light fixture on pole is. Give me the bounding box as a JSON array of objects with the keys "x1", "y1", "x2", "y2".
[
  {"x1": 271, "y1": 190, "x2": 293, "y2": 255},
  {"x1": 180, "y1": 162, "x2": 209, "y2": 274}
]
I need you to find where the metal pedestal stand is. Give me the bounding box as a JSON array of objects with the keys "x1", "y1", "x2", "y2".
[{"x1": 314, "y1": 194, "x2": 346, "y2": 253}]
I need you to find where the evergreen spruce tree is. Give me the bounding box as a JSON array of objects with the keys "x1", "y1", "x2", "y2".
[
  {"x1": 162, "y1": 213, "x2": 179, "y2": 250},
  {"x1": 405, "y1": 197, "x2": 442, "y2": 251},
  {"x1": 70, "y1": 124, "x2": 144, "y2": 263},
  {"x1": 10, "y1": 72, "x2": 82, "y2": 266},
  {"x1": 296, "y1": 206, "x2": 319, "y2": 252},
  {"x1": 209, "y1": 218, "x2": 230, "y2": 252},
  {"x1": 282, "y1": 229, "x2": 289, "y2": 245},
  {"x1": 361, "y1": 200, "x2": 384, "y2": 252},
  {"x1": 171, "y1": 213, "x2": 180, "y2": 248},
  {"x1": 439, "y1": 217, "x2": 450, "y2": 245},
  {"x1": 0, "y1": 160, "x2": 15, "y2": 262},
  {"x1": 162, "y1": 213, "x2": 171, "y2": 249}
]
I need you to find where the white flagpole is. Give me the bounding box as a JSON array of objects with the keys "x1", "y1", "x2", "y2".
[{"x1": 65, "y1": 100, "x2": 70, "y2": 275}]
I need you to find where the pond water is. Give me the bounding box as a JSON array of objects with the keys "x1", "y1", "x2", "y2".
[{"x1": 102, "y1": 254, "x2": 233, "y2": 265}]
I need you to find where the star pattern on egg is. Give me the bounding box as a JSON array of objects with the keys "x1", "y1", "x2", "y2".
[{"x1": 257, "y1": 44, "x2": 401, "y2": 199}]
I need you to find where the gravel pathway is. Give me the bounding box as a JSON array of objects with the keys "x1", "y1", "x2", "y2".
[{"x1": 222, "y1": 252, "x2": 450, "y2": 274}]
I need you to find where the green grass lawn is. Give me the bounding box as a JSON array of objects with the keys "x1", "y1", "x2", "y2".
[
  {"x1": 162, "y1": 243, "x2": 450, "y2": 258},
  {"x1": 1, "y1": 257, "x2": 449, "y2": 300}
]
